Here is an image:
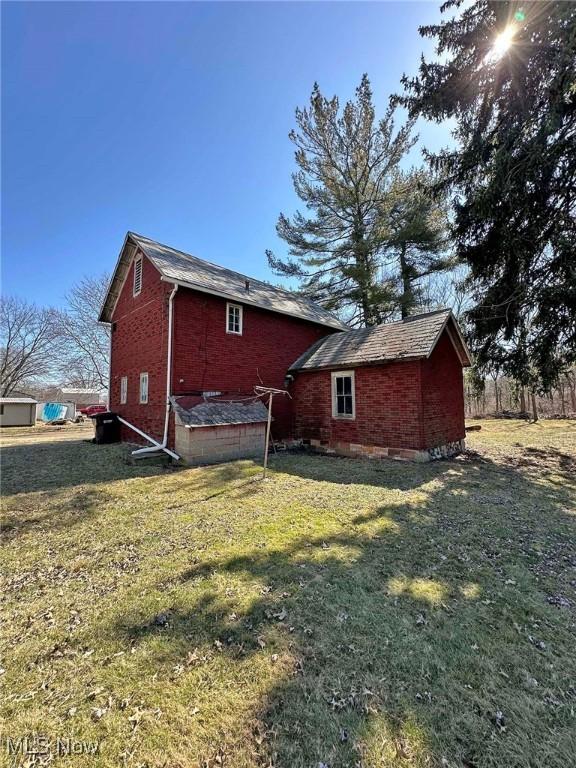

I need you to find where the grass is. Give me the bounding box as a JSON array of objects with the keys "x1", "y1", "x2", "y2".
[{"x1": 1, "y1": 419, "x2": 575, "y2": 768}]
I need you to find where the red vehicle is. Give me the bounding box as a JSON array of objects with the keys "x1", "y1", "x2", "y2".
[{"x1": 80, "y1": 404, "x2": 107, "y2": 417}]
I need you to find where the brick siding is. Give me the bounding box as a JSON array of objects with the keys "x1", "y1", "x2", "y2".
[
  {"x1": 291, "y1": 328, "x2": 465, "y2": 452},
  {"x1": 171, "y1": 289, "x2": 333, "y2": 437},
  {"x1": 109, "y1": 250, "x2": 465, "y2": 456},
  {"x1": 109, "y1": 253, "x2": 172, "y2": 443},
  {"x1": 420, "y1": 330, "x2": 466, "y2": 446},
  {"x1": 109, "y1": 251, "x2": 336, "y2": 445},
  {"x1": 292, "y1": 361, "x2": 424, "y2": 450}
]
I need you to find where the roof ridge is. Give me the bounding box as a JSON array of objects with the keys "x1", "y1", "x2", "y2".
[
  {"x1": 326, "y1": 308, "x2": 452, "y2": 339},
  {"x1": 128, "y1": 232, "x2": 331, "y2": 311},
  {"x1": 382, "y1": 308, "x2": 451, "y2": 327}
]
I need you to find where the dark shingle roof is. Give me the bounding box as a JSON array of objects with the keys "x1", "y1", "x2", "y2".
[
  {"x1": 171, "y1": 397, "x2": 269, "y2": 428},
  {"x1": 289, "y1": 309, "x2": 471, "y2": 371},
  {"x1": 99, "y1": 232, "x2": 347, "y2": 330}
]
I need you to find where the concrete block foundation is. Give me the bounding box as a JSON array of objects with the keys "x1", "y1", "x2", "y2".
[
  {"x1": 175, "y1": 422, "x2": 266, "y2": 464},
  {"x1": 307, "y1": 438, "x2": 465, "y2": 463}
]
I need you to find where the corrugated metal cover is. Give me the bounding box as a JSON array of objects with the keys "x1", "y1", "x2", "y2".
[{"x1": 172, "y1": 397, "x2": 269, "y2": 427}]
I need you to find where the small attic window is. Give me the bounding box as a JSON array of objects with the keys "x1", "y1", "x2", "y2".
[{"x1": 133, "y1": 256, "x2": 143, "y2": 296}]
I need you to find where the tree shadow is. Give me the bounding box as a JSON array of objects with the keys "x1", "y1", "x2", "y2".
[
  {"x1": 1, "y1": 486, "x2": 110, "y2": 541},
  {"x1": 0, "y1": 438, "x2": 183, "y2": 496},
  {"x1": 516, "y1": 445, "x2": 576, "y2": 474},
  {"x1": 110, "y1": 450, "x2": 576, "y2": 766}
]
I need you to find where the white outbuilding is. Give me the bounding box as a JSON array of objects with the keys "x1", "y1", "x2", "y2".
[{"x1": 0, "y1": 397, "x2": 38, "y2": 427}]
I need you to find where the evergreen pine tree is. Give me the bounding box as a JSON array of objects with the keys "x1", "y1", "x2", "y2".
[
  {"x1": 386, "y1": 169, "x2": 454, "y2": 318},
  {"x1": 398, "y1": 0, "x2": 576, "y2": 388},
  {"x1": 267, "y1": 76, "x2": 452, "y2": 327}
]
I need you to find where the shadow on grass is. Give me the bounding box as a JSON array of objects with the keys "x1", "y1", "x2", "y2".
[
  {"x1": 0, "y1": 438, "x2": 182, "y2": 496},
  {"x1": 112, "y1": 450, "x2": 576, "y2": 766},
  {"x1": 1, "y1": 486, "x2": 110, "y2": 541}
]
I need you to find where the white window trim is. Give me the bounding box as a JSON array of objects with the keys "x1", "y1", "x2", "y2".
[
  {"x1": 226, "y1": 302, "x2": 243, "y2": 335},
  {"x1": 120, "y1": 376, "x2": 128, "y2": 405},
  {"x1": 331, "y1": 370, "x2": 356, "y2": 420},
  {"x1": 133, "y1": 255, "x2": 143, "y2": 297},
  {"x1": 139, "y1": 372, "x2": 149, "y2": 404}
]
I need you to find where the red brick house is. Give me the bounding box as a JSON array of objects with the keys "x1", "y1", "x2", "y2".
[
  {"x1": 99, "y1": 232, "x2": 471, "y2": 463},
  {"x1": 288, "y1": 309, "x2": 472, "y2": 461}
]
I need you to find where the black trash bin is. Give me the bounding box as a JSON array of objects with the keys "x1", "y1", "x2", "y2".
[{"x1": 93, "y1": 411, "x2": 121, "y2": 444}]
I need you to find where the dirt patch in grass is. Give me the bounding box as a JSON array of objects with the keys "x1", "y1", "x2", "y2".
[{"x1": 1, "y1": 420, "x2": 575, "y2": 767}]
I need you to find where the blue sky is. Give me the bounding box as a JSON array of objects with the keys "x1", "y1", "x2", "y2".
[{"x1": 2, "y1": 1, "x2": 451, "y2": 308}]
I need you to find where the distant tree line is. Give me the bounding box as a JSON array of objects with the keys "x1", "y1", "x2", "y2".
[{"x1": 465, "y1": 367, "x2": 576, "y2": 421}]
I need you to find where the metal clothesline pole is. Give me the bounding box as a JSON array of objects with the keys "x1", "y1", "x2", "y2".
[
  {"x1": 254, "y1": 385, "x2": 291, "y2": 480},
  {"x1": 263, "y1": 394, "x2": 274, "y2": 480}
]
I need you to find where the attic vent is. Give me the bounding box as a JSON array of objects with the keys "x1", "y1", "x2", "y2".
[{"x1": 133, "y1": 256, "x2": 143, "y2": 296}]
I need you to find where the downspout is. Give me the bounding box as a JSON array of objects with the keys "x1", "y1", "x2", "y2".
[
  {"x1": 131, "y1": 283, "x2": 179, "y2": 458},
  {"x1": 106, "y1": 324, "x2": 113, "y2": 410}
]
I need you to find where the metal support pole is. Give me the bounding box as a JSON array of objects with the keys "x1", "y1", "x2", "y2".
[{"x1": 263, "y1": 393, "x2": 274, "y2": 479}]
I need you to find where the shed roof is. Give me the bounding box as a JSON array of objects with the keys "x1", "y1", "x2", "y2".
[
  {"x1": 171, "y1": 396, "x2": 269, "y2": 428},
  {"x1": 289, "y1": 309, "x2": 472, "y2": 371},
  {"x1": 99, "y1": 232, "x2": 347, "y2": 330},
  {"x1": 0, "y1": 397, "x2": 38, "y2": 404}
]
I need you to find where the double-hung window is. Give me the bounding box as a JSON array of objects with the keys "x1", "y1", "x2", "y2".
[
  {"x1": 120, "y1": 376, "x2": 128, "y2": 405},
  {"x1": 331, "y1": 371, "x2": 355, "y2": 419},
  {"x1": 139, "y1": 372, "x2": 149, "y2": 404},
  {"x1": 226, "y1": 302, "x2": 243, "y2": 335},
  {"x1": 133, "y1": 256, "x2": 143, "y2": 296}
]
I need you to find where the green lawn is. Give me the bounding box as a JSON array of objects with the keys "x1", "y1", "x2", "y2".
[{"x1": 1, "y1": 420, "x2": 575, "y2": 767}]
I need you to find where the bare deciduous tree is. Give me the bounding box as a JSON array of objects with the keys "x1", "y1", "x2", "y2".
[
  {"x1": 0, "y1": 296, "x2": 60, "y2": 396},
  {"x1": 58, "y1": 274, "x2": 110, "y2": 389},
  {"x1": 419, "y1": 265, "x2": 471, "y2": 321}
]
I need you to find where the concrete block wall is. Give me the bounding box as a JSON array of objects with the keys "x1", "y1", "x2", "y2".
[
  {"x1": 308, "y1": 437, "x2": 465, "y2": 462},
  {"x1": 175, "y1": 422, "x2": 265, "y2": 464}
]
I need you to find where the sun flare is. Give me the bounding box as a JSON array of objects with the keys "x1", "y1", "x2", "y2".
[{"x1": 490, "y1": 25, "x2": 516, "y2": 60}]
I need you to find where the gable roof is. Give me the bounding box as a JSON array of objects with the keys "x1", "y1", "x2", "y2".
[
  {"x1": 288, "y1": 309, "x2": 472, "y2": 371},
  {"x1": 99, "y1": 232, "x2": 347, "y2": 330}
]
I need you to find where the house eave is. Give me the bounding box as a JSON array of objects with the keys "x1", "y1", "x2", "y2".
[
  {"x1": 159, "y1": 276, "x2": 348, "y2": 331},
  {"x1": 289, "y1": 354, "x2": 426, "y2": 374},
  {"x1": 426, "y1": 312, "x2": 472, "y2": 367},
  {"x1": 98, "y1": 234, "x2": 137, "y2": 323}
]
